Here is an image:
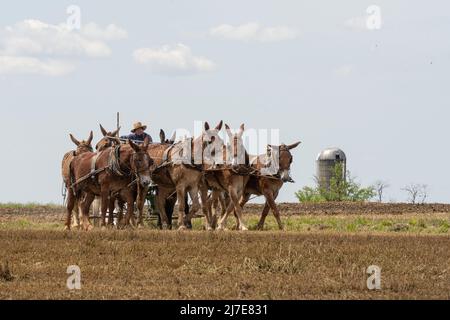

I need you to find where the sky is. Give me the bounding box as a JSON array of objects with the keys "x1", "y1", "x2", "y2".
[{"x1": 0, "y1": 0, "x2": 449, "y2": 204}]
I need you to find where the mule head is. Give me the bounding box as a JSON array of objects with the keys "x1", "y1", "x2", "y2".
[
  {"x1": 203, "y1": 120, "x2": 223, "y2": 144},
  {"x1": 267, "y1": 141, "x2": 301, "y2": 182},
  {"x1": 70, "y1": 131, "x2": 94, "y2": 155},
  {"x1": 128, "y1": 137, "x2": 153, "y2": 187},
  {"x1": 201, "y1": 121, "x2": 225, "y2": 165},
  {"x1": 159, "y1": 129, "x2": 176, "y2": 144},
  {"x1": 225, "y1": 123, "x2": 246, "y2": 166},
  {"x1": 96, "y1": 124, "x2": 121, "y2": 151}
]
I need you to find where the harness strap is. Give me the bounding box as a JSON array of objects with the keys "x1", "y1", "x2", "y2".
[
  {"x1": 91, "y1": 154, "x2": 99, "y2": 176},
  {"x1": 162, "y1": 143, "x2": 176, "y2": 163},
  {"x1": 108, "y1": 145, "x2": 126, "y2": 176}
]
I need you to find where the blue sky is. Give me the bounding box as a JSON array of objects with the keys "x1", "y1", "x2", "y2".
[{"x1": 0, "y1": 0, "x2": 449, "y2": 203}]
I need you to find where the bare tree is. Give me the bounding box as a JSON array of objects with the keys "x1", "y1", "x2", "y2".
[
  {"x1": 402, "y1": 183, "x2": 428, "y2": 204},
  {"x1": 418, "y1": 184, "x2": 428, "y2": 204},
  {"x1": 374, "y1": 180, "x2": 390, "y2": 202}
]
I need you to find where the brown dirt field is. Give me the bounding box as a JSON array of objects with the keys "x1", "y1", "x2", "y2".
[
  {"x1": 0, "y1": 203, "x2": 449, "y2": 300},
  {"x1": 1, "y1": 202, "x2": 449, "y2": 225},
  {"x1": 0, "y1": 230, "x2": 449, "y2": 300}
]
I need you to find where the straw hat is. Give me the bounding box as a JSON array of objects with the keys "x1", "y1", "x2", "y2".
[{"x1": 131, "y1": 122, "x2": 147, "y2": 133}]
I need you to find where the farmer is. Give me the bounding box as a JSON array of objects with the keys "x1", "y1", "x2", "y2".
[
  {"x1": 121, "y1": 122, "x2": 153, "y2": 144},
  {"x1": 121, "y1": 122, "x2": 158, "y2": 221}
]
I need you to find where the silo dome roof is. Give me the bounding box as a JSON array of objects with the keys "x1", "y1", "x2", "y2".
[{"x1": 317, "y1": 148, "x2": 346, "y2": 161}]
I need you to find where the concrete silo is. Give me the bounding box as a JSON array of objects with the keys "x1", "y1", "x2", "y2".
[{"x1": 316, "y1": 148, "x2": 347, "y2": 190}]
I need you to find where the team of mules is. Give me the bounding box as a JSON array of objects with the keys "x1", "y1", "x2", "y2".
[{"x1": 62, "y1": 121, "x2": 301, "y2": 231}]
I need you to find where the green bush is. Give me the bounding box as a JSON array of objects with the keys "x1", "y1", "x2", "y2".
[{"x1": 295, "y1": 163, "x2": 375, "y2": 203}]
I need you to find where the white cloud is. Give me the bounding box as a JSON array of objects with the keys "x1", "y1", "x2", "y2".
[
  {"x1": 0, "y1": 19, "x2": 127, "y2": 76},
  {"x1": 0, "y1": 56, "x2": 75, "y2": 76},
  {"x1": 133, "y1": 44, "x2": 216, "y2": 75},
  {"x1": 210, "y1": 23, "x2": 297, "y2": 42},
  {"x1": 334, "y1": 65, "x2": 354, "y2": 77},
  {"x1": 81, "y1": 23, "x2": 128, "y2": 41}
]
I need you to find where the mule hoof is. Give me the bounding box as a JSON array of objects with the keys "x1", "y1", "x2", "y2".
[{"x1": 178, "y1": 226, "x2": 188, "y2": 231}]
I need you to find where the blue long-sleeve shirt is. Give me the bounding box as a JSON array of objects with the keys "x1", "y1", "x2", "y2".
[{"x1": 121, "y1": 132, "x2": 153, "y2": 144}]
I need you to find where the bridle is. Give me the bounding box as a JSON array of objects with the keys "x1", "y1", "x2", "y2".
[
  {"x1": 130, "y1": 151, "x2": 152, "y2": 177},
  {"x1": 263, "y1": 146, "x2": 293, "y2": 181}
]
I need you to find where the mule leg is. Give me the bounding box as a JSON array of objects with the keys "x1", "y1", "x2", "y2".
[
  {"x1": 108, "y1": 197, "x2": 116, "y2": 227},
  {"x1": 200, "y1": 185, "x2": 216, "y2": 231},
  {"x1": 256, "y1": 202, "x2": 271, "y2": 230},
  {"x1": 81, "y1": 192, "x2": 95, "y2": 231},
  {"x1": 233, "y1": 192, "x2": 251, "y2": 230},
  {"x1": 123, "y1": 191, "x2": 135, "y2": 228},
  {"x1": 165, "y1": 193, "x2": 177, "y2": 230},
  {"x1": 65, "y1": 191, "x2": 75, "y2": 230},
  {"x1": 187, "y1": 188, "x2": 203, "y2": 230},
  {"x1": 217, "y1": 197, "x2": 235, "y2": 230},
  {"x1": 100, "y1": 190, "x2": 109, "y2": 228},
  {"x1": 137, "y1": 186, "x2": 149, "y2": 227},
  {"x1": 71, "y1": 198, "x2": 81, "y2": 229},
  {"x1": 176, "y1": 188, "x2": 188, "y2": 230},
  {"x1": 117, "y1": 199, "x2": 124, "y2": 226},
  {"x1": 156, "y1": 188, "x2": 171, "y2": 229},
  {"x1": 263, "y1": 190, "x2": 284, "y2": 230},
  {"x1": 209, "y1": 190, "x2": 221, "y2": 230},
  {"x1": 239, "y1": 192, "x2": 251, "y2": 210},
  {"x1": 229, "y1": 185, "x2": 247, "y2": 231}
]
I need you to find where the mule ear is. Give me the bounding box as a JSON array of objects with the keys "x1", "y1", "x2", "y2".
[
  {"x1": 70, "y1": 134, "x2": 80, "y2": 146},
  {"x1": 99, "y1": 124, "x2": 108, "y2": 137},
  {"x1": 287, "y1": 141, "x2": 301, "y2": 150},
  {"x1": 169, "y1": 131, "x2": 176, "y2": 143},
  {"x1": 215, "y1": 120, "x2": 223, "y2": 131},
  {"x1": 239, "y1": 123, "x2": 245, "y2": 137},
  {"x1": 87, "y1": 131, "x2": 94, "y2": 145},
  {"x1": 111, "y1": 127, "x2": 121, "y2": 137},
  {"x1": 204, "y1": 122, "x2": 210, "y2": 131},
  {"x1": 128, "y1": 139, "x2": 140, "y2": 152},
  {"x1": 159, "y1": 129, "x2": 166, "y2": 143},
  {"x1": 225, "y1": 124, "x2": 233, "y2": 139}
]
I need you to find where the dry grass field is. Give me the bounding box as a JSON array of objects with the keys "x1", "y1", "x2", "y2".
[{"x1": 0, "y1": 203, "x2": 449, "y2": 300}]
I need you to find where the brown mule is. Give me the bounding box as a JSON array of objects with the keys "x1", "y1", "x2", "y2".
[
  {"x1": 204, "y1": 124, "x2": 251, "y2": 231},
  {"x1": 66, "y1": 137, "x2": 153, "y2": 230},
  {"x1": 241, "y1": 142, "x2": 301, "y2": 230},
  {"x1": 95, "y1": 124, "x2": 147, "y2": 227},
  {"x1": 150, "y1": 121, "x2": 224, "y2": 230},
  {"x1": 61, "y1": 131, "x2": 94, "y2": 229}
]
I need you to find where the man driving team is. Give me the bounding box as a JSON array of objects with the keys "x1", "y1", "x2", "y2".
[{"x1": 121, "y1": 122, "x2": 153, "y2": 143}]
